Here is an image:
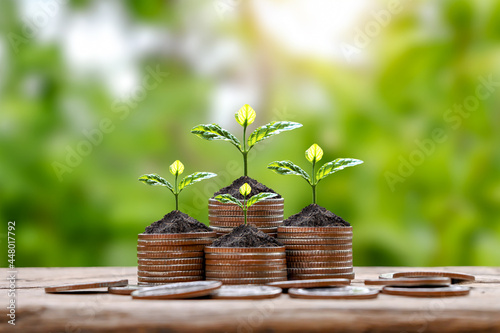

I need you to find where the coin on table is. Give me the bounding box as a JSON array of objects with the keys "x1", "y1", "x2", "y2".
[
  {"x1": 132, "y1": 281, "x2": 223, "y2": 300},
  {"x1": 288, "y1": 286, "x2": 379, "y2": 299},
  {"x1": 382, "y1": 285, "x2": 471, "y2": 297},
  {"x1": 211, "y1": 285, "x2": 282, "y2": 299},
  {"x1": 365, "y1": 277, "x2": 451, "y2": 287},
  {"x1": 267, "y1": 278, "x2": 350, "y2": 291},
  {"x1": 379, "y1": 271, "x2": 475, "y2": 283},
  {"x1": 108, "y1": 285, "x2": 142, "y2": 295},
  {"x1": 45, "y1": 279, "x2": 128, "y2": 293}
]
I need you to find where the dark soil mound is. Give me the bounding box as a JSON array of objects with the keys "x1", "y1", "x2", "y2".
[
  {"x1": 282, "y1": 204, "x2": 350, "y2": 227},
  {"x1": 213, "y1": 176, "x2": 281, "y2": 200},
  {"x1": 211, "y1": 225, "x2": 283, "y2": 248},
  {"x1": 144, "y1": 210, "x2": 212, "y2": 234}
]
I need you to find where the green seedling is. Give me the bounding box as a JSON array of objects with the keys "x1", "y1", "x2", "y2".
[
  {"x1": 139, "y1": 160, "x2": 217, "y2": 211},
  {"x1": 191, "y1": 104, "x2": 302, "y2": 177},
  {"x1": 214, "y1": 183, "x2": 278, "y2": 225},
  {"x1": 268, "y1": 144, "x2": 363, "y2": 204}
]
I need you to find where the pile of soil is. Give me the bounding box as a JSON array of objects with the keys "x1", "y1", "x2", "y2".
[
  {"x1": 282, "y1": 204, "x2": 351, "y2": 227},
  {"x1": 213, "y1": 176, "x2": 281, "y2": 200},
  {"x1": 211, "y1": 225, "x2": 283, "y2": 248},
  {"x1": 144, "y1": 210, "x2": 212, "y2": 234}
]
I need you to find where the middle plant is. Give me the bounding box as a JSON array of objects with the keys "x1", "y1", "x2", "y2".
[{"x1": 191, "y1": 105, "x2": 302, "y2": 237}]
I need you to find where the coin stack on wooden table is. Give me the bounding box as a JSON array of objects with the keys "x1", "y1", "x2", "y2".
[
  {"x1": 278, "y1": 226, "x2": 354, "y2": 280},
  {"x1": 208, "y1": 198, "x2": 284, "y2": 237},
  {"x1": 137, "y1": 231, "x2": 216, "y2": 285},
  {"x1": 204, "y1": 246, "x2": 287, "y2": 285}
]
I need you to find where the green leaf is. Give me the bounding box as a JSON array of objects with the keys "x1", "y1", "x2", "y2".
[
  {"x1": 169, "y1": 160, "x2": 184, "y2": 176},
  {"x1": 191, "y1": 124, "x2": 241, "y2": 149},
  {"x1": 306, "y1": 143, "x2": 323, "y2": 163},
  {"x1": 247, "y1": 192, "x2": 278, "y2": 208},
  {"x1": 179, "y1": 172, "x2": 217, "y2": 191},
  {"x1": 235, "y1": 104, "x2": 256, "y2": 127},
  {"x1": 247, "y1": 121, "x2": 302, "y2": 148},
  {"x1": 267, "y1": 161, "x2": 311, "y2": 183},
  {"x1": 138, "y1": 174, "x2": 174, "y2": 193},
  {"x1": 239, "y1": 183, "x2": 251, "y2": 197},
  {"x1": 214, "y1": 194, "x2": 244, "y2": 209},
  {"x1": 316, "y1": 158, "x2": 364, "y2": 182}
]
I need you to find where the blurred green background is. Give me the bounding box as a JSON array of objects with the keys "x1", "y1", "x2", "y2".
[{"x1": 1, "y1": 0, "x2": 499, "y2": 267}]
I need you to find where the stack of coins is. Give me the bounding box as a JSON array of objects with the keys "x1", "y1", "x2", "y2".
[
  {"x1": 137, "y1": 231, "x2": 216, "y2": 285},
  {"x1": 204, "y1": 246, "x2": 287, "y2": 285},
  {"x1": 208, "y1": 198, "x2": 284, "y2": 237},
  {"x1": 278, "y1": 226, "x2": 354, "y2": 280}
]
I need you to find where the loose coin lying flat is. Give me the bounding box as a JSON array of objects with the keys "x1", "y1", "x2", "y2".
[
  {"x1": 382, "y1": 285, "x2": 471, "y2": 297},
  {"x1": 45, "y1": 279, "x2": 128, "y2": 293},
  {"x1": 288, "y1": 286, "x2": 379, "y2": 299},
  {"x1": 132, "y1": 281, "x2": 222, "y2": 300},
  {"x1": 268, "y1": 278, "x2": 350, "y2": 290},
  {"x1": 365, "y1": 277, "x2": 451, "y2": 287},
  {"x1": 379, "y1": 271, "x2": 475, "y2": 283},
  {"x1": 211, "y1": 285, "x2": 282, "y2": 299},
  {"x1": 108, "y1": 285, "x2": 141, "y2": 295}
]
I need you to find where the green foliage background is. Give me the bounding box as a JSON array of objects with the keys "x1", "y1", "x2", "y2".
[{"x1": 1, "y1": 0, "x2": 499, "y2": 267}]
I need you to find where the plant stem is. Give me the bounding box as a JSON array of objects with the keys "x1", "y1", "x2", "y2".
[
  {"x1": 312, "y1": 160, "x2": 316, "y2": 205},
  {"x1": 243, "y1": 125, "x2": 248, "y2": 177},
  {"x1": 174, "y1": 173, "x2": 179, "y2": 211},
  {"x1": 243, "y1": 195, "x2": 247, "y2": 225}
]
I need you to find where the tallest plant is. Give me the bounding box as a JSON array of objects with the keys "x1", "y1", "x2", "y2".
[{"x1": 191, "y1": 105, "x2": 302, "y2": 177}]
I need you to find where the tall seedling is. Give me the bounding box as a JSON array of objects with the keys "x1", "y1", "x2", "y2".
[
  {"x1": 268, "y1": 144, "x2": 363, "y2": 204},
  {"x1": 191, "y1": 104, "x2": 302, "y2": 177},
  {"x1": 139, "y1": 160, "x2": 217, "y2": 211}
]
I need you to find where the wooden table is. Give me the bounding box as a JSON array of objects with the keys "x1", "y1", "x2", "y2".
[{"x1": 1, "y1": 266, "x2": 499, "y2": 332}]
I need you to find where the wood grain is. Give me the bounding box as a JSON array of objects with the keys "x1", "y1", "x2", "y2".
[{"x1": 1, "y1": 266, "x2": 499, "y2": 332}]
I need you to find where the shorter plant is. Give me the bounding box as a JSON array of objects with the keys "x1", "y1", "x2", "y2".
[
  {"x1": 191, "y1": 104, "x2": 302, "y2": 177},
  {"x1": 139, "y1": 160, "x2": 217, "y2": 211},
  {"x1": 214, "y1": 183, "x2": 278, "y2": 225},
  {"x1": 268, "y1": 144, "x2": 363, "y2": 204}
]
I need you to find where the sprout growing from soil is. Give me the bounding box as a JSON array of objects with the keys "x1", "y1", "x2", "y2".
[
  {"x1": 268, "y1": 144, "x2": 363, "y2": 204},
  {"x1": 139, "y1": 160, "x2": 217, "y2": 211},
  {"x1": 214, "y1": 183, "x2": 278, "y2": 225},
  {"x1": 191, "y1": 104, "x2": 302, "y2": 177}
]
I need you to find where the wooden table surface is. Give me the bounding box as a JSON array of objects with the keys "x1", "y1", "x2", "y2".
[{"x1": 1, "y1": 266, "x2": 499, "y2": 332}]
